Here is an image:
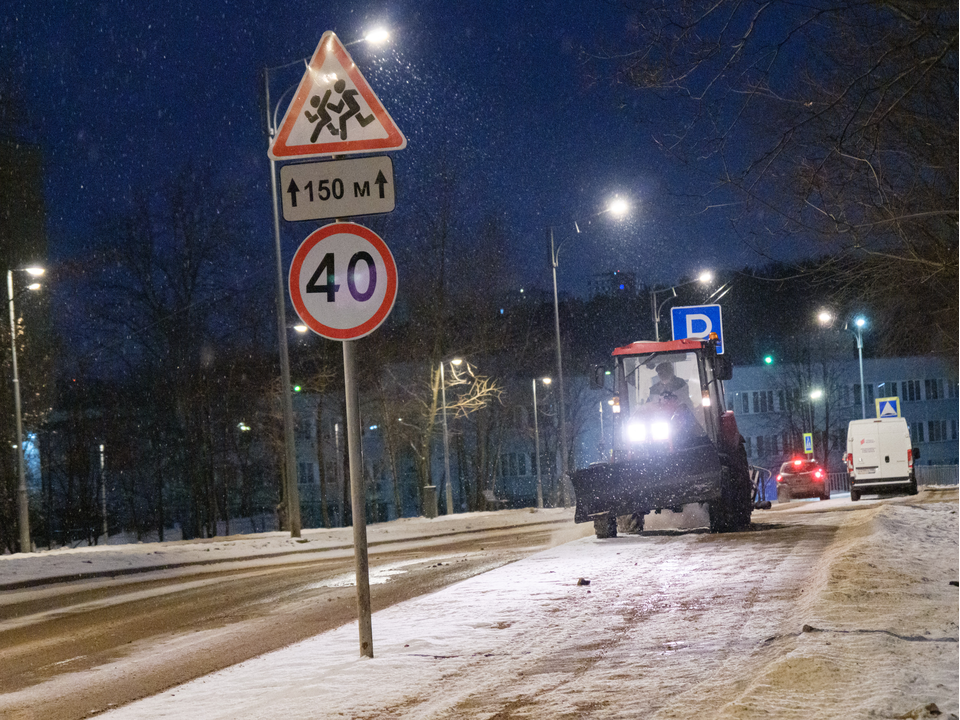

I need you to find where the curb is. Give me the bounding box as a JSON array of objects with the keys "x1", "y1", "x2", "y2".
[{"x1": 1, "y1": 517, "x2": 574, "y2": 592}]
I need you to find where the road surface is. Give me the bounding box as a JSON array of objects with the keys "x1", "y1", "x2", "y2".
[{"x1": 0, "y1": 517, "x2": 588, "y2": 720}]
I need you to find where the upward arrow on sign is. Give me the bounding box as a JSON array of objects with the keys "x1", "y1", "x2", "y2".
[{"x1": 269, "y1": 31, "x2": 407, "y2": 160}]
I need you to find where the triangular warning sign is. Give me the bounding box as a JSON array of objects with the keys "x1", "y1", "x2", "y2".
[{"x1": 269, "y1": 31, "x2": 406, "y2": 160}]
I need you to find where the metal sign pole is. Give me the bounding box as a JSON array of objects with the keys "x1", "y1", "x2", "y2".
[{"x1": 343, "y1": 338, "x2": 373, "y2": 658}]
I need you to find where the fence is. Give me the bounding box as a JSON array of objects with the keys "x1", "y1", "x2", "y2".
[
  {"x1": 827, "y1": 472, "x2": 850, "y2": 493},
  {"x1": 916, "y1": 465, "x2": 959, "y2": 486},
  {"x1": 827, "y1": 466, "x2": 959, "y2": 493}
]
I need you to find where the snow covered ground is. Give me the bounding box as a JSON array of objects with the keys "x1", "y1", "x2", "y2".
[
  {"x1": 5, "y1": 492, "x2": 958, "y2": 719},
  {"x1": 0, "y1": 507, "x2": 577, "y2": 589}
]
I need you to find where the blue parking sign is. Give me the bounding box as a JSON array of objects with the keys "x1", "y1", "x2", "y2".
[{"x1": 671, "y1": 304, "x2": 724, "y2": 354}]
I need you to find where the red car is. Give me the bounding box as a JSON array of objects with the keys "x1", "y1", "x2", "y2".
[{"x1": 776, "y1": 458, "x2": 830, "y2": 502}]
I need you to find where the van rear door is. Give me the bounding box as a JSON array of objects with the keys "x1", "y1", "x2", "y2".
[
  {"x1": 877, "y1": 420, "x2": 910, "y2": 480},
  {"x1": 848, "y1": 420, "x2": 881, "y2": 480}
]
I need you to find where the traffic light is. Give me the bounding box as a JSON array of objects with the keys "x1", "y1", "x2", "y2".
[
  {"x1": 590, "y1": 364, "x2": 605, "y2": 389},
  {"x1": 763, "y1": 354, "x2": 774, "y2": 366}
]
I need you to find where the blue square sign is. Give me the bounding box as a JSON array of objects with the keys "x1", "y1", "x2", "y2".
[{"x1": 671, "y1": 304, "x2": 724, "y2": 354}]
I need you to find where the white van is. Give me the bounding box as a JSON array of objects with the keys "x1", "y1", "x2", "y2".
[{"x1": 845, "y1": 417, "x2": 919, "y2": 501}]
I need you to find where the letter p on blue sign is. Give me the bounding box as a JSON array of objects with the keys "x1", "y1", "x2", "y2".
[{"x1": 671, "y1": 304, "x2": 724, "y2": 354}]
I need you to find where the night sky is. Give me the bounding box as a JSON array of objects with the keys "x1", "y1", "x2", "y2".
[{"x1": 4, "y1": 0, "x2": 759, "y2": 301}]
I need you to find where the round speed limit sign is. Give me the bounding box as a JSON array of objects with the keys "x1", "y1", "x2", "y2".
[{"x1": 289, "y1": 222, "x2": 398, "y2": 340}]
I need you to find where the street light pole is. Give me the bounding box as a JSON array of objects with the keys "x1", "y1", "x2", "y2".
[
  {"x1": 440, "y1": 361, "x2": 453, "y2": 515},
  {"x1": 545, "y1": 200, "x2": 629, "y2": 506},
  {"x1": 264, "y1": 65, "x2": 301, "y2": 538},
  {"x1": 649, "y1": 271, "x2": 714, "y2": 342},
  {"x1": 549, "y1": 227, "x2": 570, "y2": 506},
  {"x1": 650, "y1": 287, "x2": 675, "y2": 342},
  {"x1": 854, "y1": 317, "x2": 866, "y2": 419},
  {"x1": 532, "y1": 377, "x2": 550, "y2": 509},
  {"x1": 8, "y1": 268, "x2": 41, "y2": 553}
]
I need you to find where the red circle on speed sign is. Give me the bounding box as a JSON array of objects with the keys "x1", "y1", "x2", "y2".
[{"x1": 289, "y1": 222, "x2": 398, "y2": 340}]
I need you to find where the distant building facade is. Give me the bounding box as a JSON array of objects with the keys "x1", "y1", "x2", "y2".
[{"x1": 725, "y1": 356, "x2": 958, "y2": 473}]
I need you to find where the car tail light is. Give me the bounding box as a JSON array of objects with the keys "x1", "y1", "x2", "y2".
[
  {"x1": 846, "y1": 453, "x2": 853, "y2": 472},
  {"x1": 776, "y1": 474, "x2": 783, "y2": 483},
  {"x1": 907, "y1": 449, "x2": 914, "y2": 469},
  {"x1": 793, "y1": 458, "x2": 803, "y2": 467},
  {"x1": 814, "y1": 468, "x2": 824, "y2": 480}
]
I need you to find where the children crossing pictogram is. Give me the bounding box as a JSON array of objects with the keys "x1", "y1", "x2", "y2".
[{"x1": 269, "y1": 32, "x2": 406, "y2": 159}]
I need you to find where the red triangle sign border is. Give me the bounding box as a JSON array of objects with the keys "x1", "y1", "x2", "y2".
[{"x1": 269, "y1": 31, "x2": 407, "y2": 160}]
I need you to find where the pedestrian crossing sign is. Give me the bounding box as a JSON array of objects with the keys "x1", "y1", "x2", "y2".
[
  {"x1": 875, "y1": 396, "x2": 901, "y2": 418},
  {"x1": 269, "y1": 31, "x2": 407, "y2": 160}
]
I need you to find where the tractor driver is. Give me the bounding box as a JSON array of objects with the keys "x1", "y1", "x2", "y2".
[{"x1": 648, "y1": 361, "x2": 693, "y2": 408}]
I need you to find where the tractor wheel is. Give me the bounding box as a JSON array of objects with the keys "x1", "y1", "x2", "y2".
[
  {"x1": 711, "y1": 458, "x2": 753, "y2": 534},
  {"x1": 593, "y1": 513, "x2": 617, "y2": 539},
  {"x1": 733, "y1": 445, "x2": 754, "y2": 529},
  {"x1": 617, "y1": 513, "x2": 644, "y2": 535}
]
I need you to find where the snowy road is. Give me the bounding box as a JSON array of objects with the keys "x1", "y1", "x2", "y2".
[
  {"x1": 2, "y1": 493, "x2": 957, "y2": 719},
  {"x1": 0, "y1": 511, "x2": 589, "y2": 720}
]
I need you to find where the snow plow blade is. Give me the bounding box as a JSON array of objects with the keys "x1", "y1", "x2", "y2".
[{"x1": 572, "y1": 444, "x2": 724, "y2": 524}]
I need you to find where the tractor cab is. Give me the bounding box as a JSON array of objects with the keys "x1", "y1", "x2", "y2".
[
  {"x1": 572, "y1": 335, "x2": 750, "y2": 537},
  {"x1": 611, "y1": 337, "x2": 732, "y2": 461}
]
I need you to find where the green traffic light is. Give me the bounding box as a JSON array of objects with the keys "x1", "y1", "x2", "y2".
[
  {"x1": 764, "y1": 355, "x2": 774, "y2": 365},
  {"x1": 293, "y1": 385, "x2": 302, "y2": 392}
]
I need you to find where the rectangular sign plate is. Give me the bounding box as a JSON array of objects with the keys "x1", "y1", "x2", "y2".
[{"x1": 280, "y1": 156, "x2": 396, "y2": 221}]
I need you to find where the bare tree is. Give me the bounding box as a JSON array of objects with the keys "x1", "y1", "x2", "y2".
[
  {"x1": 90, "y1": 165, "x2": 258, "y2": 539},
  {"x1": 600, "y1": 0, "x2": 957, "y2": 356}
]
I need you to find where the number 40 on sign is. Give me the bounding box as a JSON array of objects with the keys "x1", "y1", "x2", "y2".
[{"x1": 289, "y1": 223, "x2": 398, "y2": 341}]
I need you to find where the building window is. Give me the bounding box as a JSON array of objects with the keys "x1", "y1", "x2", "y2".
[
  {"x1": 876, "y1": 382, "x2": 897, "y2": 401},
  {"x1": 911, "y1": 422, "x2": 925, "y2": 443},
  {"x1": 925, "y1": 379, "x2": 944, "y2": 400},
  {"x1": 929, "y1": 420, "x2": 947, "y2": 443},
  {"x1": 751, "y1": 390, "x2": 773, "y2": 413},
  {"x1": 756, "y1": 435, "x2": 765, "y2": 457},
  {"x1": 951, "y1": 420, "x2": 958, "y2": 441},
  {"x1": 295, "y1": 418, "x2": 314, "y2": 442},
  {"x1": 741, "y1": 393, "x2": 750, "y2": 414},
  {"x1": 744, "y1": 437, "x2": 753, "y2": 458},
  {"x1": 518, "y1": 453, "x2": 527, "y2": 476},
  {"x1": 903, "y1": 380, "x2": 921, "y2": 402}
]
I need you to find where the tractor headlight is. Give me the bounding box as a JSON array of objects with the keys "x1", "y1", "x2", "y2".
[
  {"x1": 626, "y1": 421, "x2": 671, "y2": 443},
  {"x1": 651, "y1": 422, "x2": 670, "y2": 441},
  {"x1": 626, "y1": 422, "x2": 647, "y2": 443}
]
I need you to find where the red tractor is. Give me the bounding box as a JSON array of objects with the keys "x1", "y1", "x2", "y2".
[{"x1": 572, "y1": 336, "x2": 753, "y2": 537}]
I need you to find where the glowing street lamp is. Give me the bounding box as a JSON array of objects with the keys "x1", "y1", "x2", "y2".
[
  {"x1": 8, "y1": 266, "x2": 43, "y2": 553},
  {"x1": 852, "y1": 316, "x2": 868, "y2": 419},
  {"x1": 440, "y1": 358, "x2": 463, "y2": 515},
  {"x1": 548, "y1": 198, "x2": 629, "y2": 506},
  {"x1": 819, "y1": 310, "x2": 868, "y2": 418},
  {"x1": 363, "y1": 28, "x2": 390, "y2": 45},
  {"x1": 532, "y1": 377, "x2": 551, "y2": 509}
]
